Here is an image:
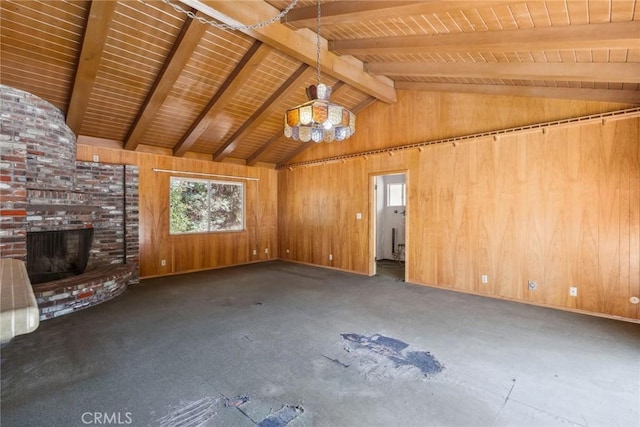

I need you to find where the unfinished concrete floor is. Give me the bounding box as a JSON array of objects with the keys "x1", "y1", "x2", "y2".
[
  {"x1": 375, "y1": 259, "x2": 405, "y2": 281},
  {"x1": 1, "y1": 261, "x2": 638, "y2": 427}
]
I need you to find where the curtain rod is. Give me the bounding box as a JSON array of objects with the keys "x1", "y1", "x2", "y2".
[{"x1": 152, "y1": 168, "x2": 260, "y2": 181}]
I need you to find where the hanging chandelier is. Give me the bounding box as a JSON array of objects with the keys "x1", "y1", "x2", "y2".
[{"x1": 283, "y1": 0, "x2": 355, "y2": 143}]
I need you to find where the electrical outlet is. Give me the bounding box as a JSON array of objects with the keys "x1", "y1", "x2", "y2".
[
  {"x1": 569, "y1": 286, "x2": 578, "y2": 297},
  {"x1": 264, "y1": 248, "x2": 269, "y2": 254},
  {"x1": 252, "y1": 249, "x2": 257, "y2": 255},
  {"x1": 329, "y1": 254, "x2": 333, "y2": 261},
  {"x1": 92, "y1": 154, "x2": 99, "y2": 163},
  {"x1": 528, "y1": 280, "x2": 537, "y2": 290},
  {"x1": 481, "y1": 275, "x2": 488, "y2": 284},
  {"x1": 160, "y1": 259, "x2": 166, "y2": 267},
  {"x1": 286, "y1": 249, "x2": 290, "y2": 254}
]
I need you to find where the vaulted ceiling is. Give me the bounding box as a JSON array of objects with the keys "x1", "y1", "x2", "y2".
[{"x1": 2, "y1": 0, "x2": 639, "y2": 167}]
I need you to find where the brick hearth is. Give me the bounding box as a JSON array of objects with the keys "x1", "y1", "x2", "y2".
[{"x1": 34, "y1": 264, "x2": 134, "y2": 320}]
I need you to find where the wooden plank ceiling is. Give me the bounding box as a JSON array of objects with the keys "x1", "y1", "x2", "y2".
[{"x1": 1, "y1": 0, "x2": 639, "y2": 167}]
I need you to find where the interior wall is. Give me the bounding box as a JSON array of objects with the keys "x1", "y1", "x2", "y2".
[
  {"x1": 73, "y1": 91, "x2": 639, "y2": 321},
  {"x1": 278, "y1": 92, "x2": 639, "y2": 322},
  {"x1": 291, "y1": 90, "x2": 636, "y2": 164},
  {"x1": 376, "y1": 174, "x2": 406, "y2": 261},
  {"x1": 76, "y1": 145, "x2": 278, "y2": 278}
]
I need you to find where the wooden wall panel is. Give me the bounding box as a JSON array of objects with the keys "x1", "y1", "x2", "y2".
[
  {"x1": 75, "y1": 93, "x2": 638, "y2": 321},
  {"x1": 290, "y1": 90, "x2": 636, "y2": 165},
  {"x1": 76, "y1": 145, "x2": 277, "y2": 278},
  {"x1": 410, "y1": 149, "x2": 436, "y2": 284},
  {"x1": 278, "y1": 92, "x2": 640, "y2": 322},
  {"x1": 631, "y1": 125, "x2": 640, "y2": 319}
]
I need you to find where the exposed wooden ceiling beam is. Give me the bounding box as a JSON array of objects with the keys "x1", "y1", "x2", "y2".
[
  {"x1": 173, "y1": 42, "x2": 272, "y2": 157},
  {"x1": 246, "y1": 134, "x2": 283, "y2": 166},
  {"x1": 213, "y1": 64, "x2": 315, "y2": 161},
  {"x1": 366, "y1": 62, "x2": 640, "y2": 84},
  {"x1": 350, "y1": 95, "x2": 379, "y2": 115},
  {"x1": 124, "y1": 11, "x2": 207, "y2": 151},
  {"x1": 331, "y1": 21, "x2": 640, "y2": 56},
  {"x1": 282, "y1": 1, "x2": 513, "y2": 27},
  {"x1": 395, "y1": 81, "x2": 640, "y2": 104},
  {"x1": 273, "y1": 144, "x2": 303, "y2": 170},
  {"x1": 65, "y1": 0, "x2": 117, "y2": 134},
  {"x1": 276, "y1": 91, "x2": 378, "y2": 168},
  {"x1": 281, "y1": 1, "x2": 420, "y2": 27},
  {"x1": 179, "y1": 0, "x2": 396, "y2": 104}
]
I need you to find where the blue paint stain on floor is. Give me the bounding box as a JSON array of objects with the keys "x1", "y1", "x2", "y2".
[
  {"x1": 257, "y1": 405, "x2": 304, "y2": 427},
  {"x1": 341, "y1": 333, "x2": 444, "y2": 377},
  {"x1": 158, "y1": 396, "x2": 304, "y2": 427}
]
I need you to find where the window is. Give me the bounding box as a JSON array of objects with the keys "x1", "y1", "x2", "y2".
[
  {"x1": 170, "y1": 177, "x2": 244, "y2": 234},
  {"x1": 387, "y1": 183, "x2": 406, "y2": 207}
]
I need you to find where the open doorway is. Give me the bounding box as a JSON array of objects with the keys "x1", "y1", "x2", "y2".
[{"x1": 372, "y1": 173, "x2": 406, "y2": 281}]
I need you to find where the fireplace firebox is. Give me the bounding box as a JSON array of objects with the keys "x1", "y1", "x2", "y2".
[{"x1": 26, "y1": 227, "x2": 94, "y2": 285}]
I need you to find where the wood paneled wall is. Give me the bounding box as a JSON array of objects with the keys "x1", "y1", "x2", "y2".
[
  {"x1": 76, "y1": 90, "x2": 639, "y2": 322},
  {"x1": 279, "y1": 91, "x2": 640, "y2": 321},
  {"x1": 292, "y1": 91, "x2": 635, "y2": 164},
  {"x1": 76, "y1": 145, "x2": 278, "y2": 278}
]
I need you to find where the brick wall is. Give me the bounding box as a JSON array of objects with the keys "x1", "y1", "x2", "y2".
[
  {"x1": 0, "y1": 84, "x2": 139, "y2": 282},
  {"x1": 0, "y1": 134, "x2": 27, "y2": 258},
  {"x1": 74, "y1": 162, "x2": 140, "y2": 274}
]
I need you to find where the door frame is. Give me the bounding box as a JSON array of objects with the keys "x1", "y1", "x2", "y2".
[{"x1": 369, "y1": 170, "x2": 408, "y2": 280}]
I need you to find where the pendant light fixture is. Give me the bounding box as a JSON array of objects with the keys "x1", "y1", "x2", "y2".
[{"x1": 283, "y1": 0, "x2": 355, "y2": 143}]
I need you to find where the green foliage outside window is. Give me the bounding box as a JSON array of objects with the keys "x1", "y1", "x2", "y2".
[{"x1": 170, "y1": 177, "x2": 244, "y2": 234}]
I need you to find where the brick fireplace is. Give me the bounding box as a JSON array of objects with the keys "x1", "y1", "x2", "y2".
[{"x1": 1, "y1": 84, "x2": 139, "y2": 319}]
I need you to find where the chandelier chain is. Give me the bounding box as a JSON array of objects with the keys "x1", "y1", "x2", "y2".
[
  {"x1": 316, "y1": 0, "x2": 321, "y2": 85},
  {"x1": 161, "y1": 0, "x2": 299, "y2": 30}
]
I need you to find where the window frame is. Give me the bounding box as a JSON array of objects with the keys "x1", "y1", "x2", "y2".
[
  {"x1": 169, "y1": 176, "x2": 245, "y2": 235},
  {"x1": 386, "y1": 182, "x2": 406, "y2": 207}
]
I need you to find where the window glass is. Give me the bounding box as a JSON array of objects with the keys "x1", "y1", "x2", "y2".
[
  {"x1": 170, "y1": 177, "x2": 244, "y2": 234},
  {"x1": 387, "y1": 183, "x2": 406, "y2": 207}
]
